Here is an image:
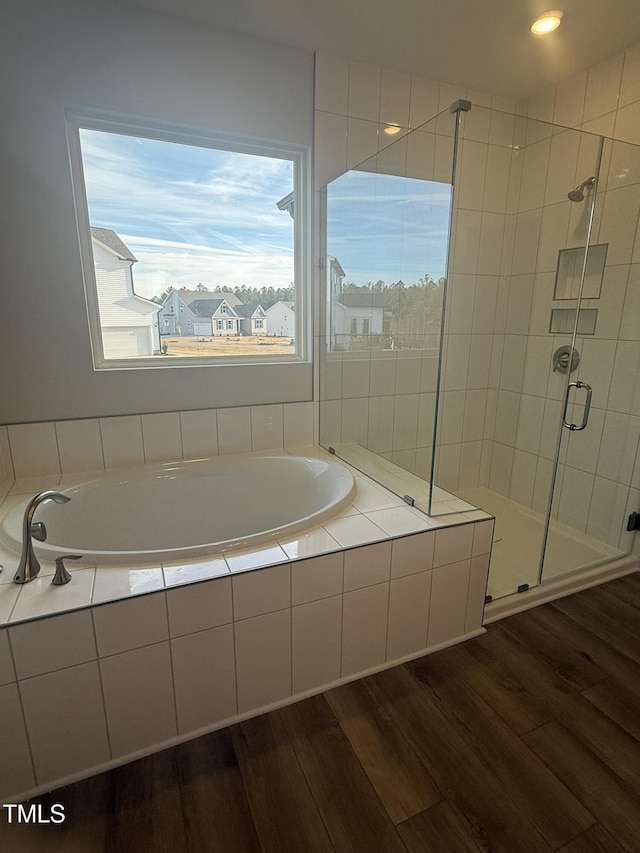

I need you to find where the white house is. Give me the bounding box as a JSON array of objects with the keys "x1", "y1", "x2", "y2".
[
  {"x1": 332, "y1": 292, "x2": 386, "y2": 343},
  {"x1": 91, "y1": 228, "x2": 160, "y2": 358},
  {"x1": 266, "y1": 300, "x2": 295, "y2": 338},
  {"x1": 235, "y1": 303, "x2": 267, "y2": 335},
  {"x1": 209, "y1": 298, "x2": 240, "y2": 335}
]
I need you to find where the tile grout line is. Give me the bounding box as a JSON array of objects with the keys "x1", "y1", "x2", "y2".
[
  {"x1": 164, "y1": 590, "x2": 180, "y2": 738},
  {"x1": 8, "y1": 626, "x2": 40, "y2": 788},
  {"x1": 90, "y1": 605, "x2": 114, "y2": 760}
]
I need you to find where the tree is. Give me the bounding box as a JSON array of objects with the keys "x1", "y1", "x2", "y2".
[{"x1": 151, "y1": 285, "x2": 175, "y2": 305}]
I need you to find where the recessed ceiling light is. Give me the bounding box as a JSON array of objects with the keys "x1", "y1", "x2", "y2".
[
  {"x1": 531, "y1": 10, "x2": 563, "y2": 35},
  {"x1": 383, "y1": 124, "x2": 402, "y2": 136}
]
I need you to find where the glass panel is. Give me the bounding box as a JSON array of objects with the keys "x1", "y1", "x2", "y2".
[
  {"x1": 541, "y1": 134, "x2": 640, "y2": 584},
  {"x1": 319, "y1": 109, "x2": 456, "y2": 506},
  {"x1": 446, "y1": 106, "x2": 605, "y2": 601}
]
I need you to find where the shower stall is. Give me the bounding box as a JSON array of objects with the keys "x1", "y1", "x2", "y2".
[{"x1": 319, "y1": 102, "x2": 640, "y2": 604}]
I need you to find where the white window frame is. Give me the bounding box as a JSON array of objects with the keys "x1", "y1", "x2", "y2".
[{"x1": 66, "y1": 109, "x2": 310, "y2": 371}]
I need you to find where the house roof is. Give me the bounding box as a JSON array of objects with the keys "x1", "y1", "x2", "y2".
[
  {"x1": 234, "y1": 303, "x2": 264, "y2": 318},
  {"x1": 327, "y1": 255, "x2": 345, "y2": 278},
  {"x1": 266, "y1": 300, "x2": 295, "y2": 312},
  {"x1": 276, "y1": 191, "x2": 294, "y2": 219},
  {"x1": 189, "y1": 297, "x2": 232, "y2": 317},
  {"x1": 336, "y1": 293, "x2": 387, "y2": 308},
  {"x1": 178, "y1": 290, "x2": 241, "y2": 307},
  {"x1": 91, "y1": 227, "x2": 137, "y2": 262}
]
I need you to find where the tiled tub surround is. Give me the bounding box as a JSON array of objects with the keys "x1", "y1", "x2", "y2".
[{"x1": 0, "y1": 448, "x2": 493, "y2": 802}]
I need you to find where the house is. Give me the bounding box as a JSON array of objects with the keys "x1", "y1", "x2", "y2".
[
  {"x1": 234, "y1": 303, "x2": 267, "y2": 335},
  {"x1": 158, "y1": 290, "x2": 196, "y2": 336},
  {"x1": 266, "y1": 300, "x2": 295, "y2": 338},
  {"x1": 209, "y1": 298, "x2": 240, "y2": 336},
  {"x1": 158, "y1": 290, "x2": 241, "y2": 336},
  {"x1": 332, "y1": 292, "x2": 386, "y2": 341},
  {"x1": 325, "y1": 255, "x2": 345, "y2": 346},
  {"x1": 90, "y1": 228, "x2": 160, "y2": 358}
]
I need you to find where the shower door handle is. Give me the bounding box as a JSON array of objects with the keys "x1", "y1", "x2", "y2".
[{"x1": 562, "y1": 381, "x2": 592, "y2": 431}]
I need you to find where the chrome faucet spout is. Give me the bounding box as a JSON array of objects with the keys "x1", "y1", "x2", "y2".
[{"x1": 14, "y1": 491, "x2": 71, "y2": 584}]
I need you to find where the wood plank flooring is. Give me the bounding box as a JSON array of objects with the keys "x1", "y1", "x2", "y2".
[{"x1": 2, "y1": 572, "x2": 639, "y2": 853}]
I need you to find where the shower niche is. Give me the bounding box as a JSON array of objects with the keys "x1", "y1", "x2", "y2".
[
  {"x1": 320, "y1": 103, "x2": 640, "y2": 604},
  {"x1": 554, "y1": 243, "x2": 607, "y2": 299}
]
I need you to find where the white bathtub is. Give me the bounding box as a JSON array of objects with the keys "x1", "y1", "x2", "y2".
[{"x1": 1, "y1": 455, "x2": 356, "y2": 565}]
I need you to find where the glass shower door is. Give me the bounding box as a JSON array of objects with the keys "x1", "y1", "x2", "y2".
[{"x1": 541, "y1": 134, "x2": 640, "y2": 584}]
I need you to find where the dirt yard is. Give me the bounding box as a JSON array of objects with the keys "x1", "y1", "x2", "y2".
[{"x1": 160, "y1": 335, "x2": 295, "y2": 357}]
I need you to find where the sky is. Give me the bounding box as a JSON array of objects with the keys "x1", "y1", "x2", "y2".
[
  {"x1": 79, "y1": 129, "x2": 296, "y2": 299},
  {"x1": 80, "y1": 128, "x2": 453, "y2": 300},
  {"x1": 327, "y1": 170, "x2": 452, "y2": 287}
]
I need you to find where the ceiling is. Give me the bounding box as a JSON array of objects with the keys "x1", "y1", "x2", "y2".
[{"x1": 119, "y1": 0, "x2": 640, "y2": 100}]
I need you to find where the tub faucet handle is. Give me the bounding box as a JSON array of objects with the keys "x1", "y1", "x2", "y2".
[
  {"x1": 32, "y1": 522, "x2": 47, "y2": 542},
  {"x1": 52, "y1": 555, "x2": 82, "y2": 586}
]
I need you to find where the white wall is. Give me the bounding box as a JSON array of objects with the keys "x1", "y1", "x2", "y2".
[
  {"x1": 0, "y1": 0, "x2": 313, "y2": 424},
  {"x1": 314, "y1": 51, "x2": 514, "y2": 479}
]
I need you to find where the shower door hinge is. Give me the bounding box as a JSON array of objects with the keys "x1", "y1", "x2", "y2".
[
  {"x1": 403, "y1": 494, "x2": 415, "y2": 506},
  {"x1": 327, "y1": 446, "x2": 336, "y2": 455},
  {"x1": 517, "y1": 583, "x2": 530, "y2": 593},
  {"x1": 627, "y1": 511, "x2": 640, "y2": 532},
  {"x1": 484, "y1": 594, "x2": 493, "y2": 604}
]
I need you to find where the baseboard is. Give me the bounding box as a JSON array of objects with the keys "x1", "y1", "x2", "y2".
[{"x1": 484, "y1": 556, "x2": 639, "y2": 623}]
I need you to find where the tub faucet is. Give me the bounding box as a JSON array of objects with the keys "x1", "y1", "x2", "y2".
[{"x1": 14, "y1": 491, "x2": 71, "y2": 584}]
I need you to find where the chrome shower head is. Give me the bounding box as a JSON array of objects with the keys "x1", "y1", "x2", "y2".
[{"x1": 568, "y1": 176, "x2": 596, "y2": 202}]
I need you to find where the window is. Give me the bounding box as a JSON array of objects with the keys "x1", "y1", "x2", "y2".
[
  {"x1": 67, "y1": 110, "x2": 308, "y2": 368},
  {"x1": 255, "y1": 318, "x2": 264, "y2": 330}
]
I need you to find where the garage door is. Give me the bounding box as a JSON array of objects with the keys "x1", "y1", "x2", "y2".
[{"x1": 102, "y1": 327, "x2": 152, "y2": 358}]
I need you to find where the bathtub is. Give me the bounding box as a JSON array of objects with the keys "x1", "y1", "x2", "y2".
[{"x1": 0, "y1": 454, "x2": 356, "y2": 565}]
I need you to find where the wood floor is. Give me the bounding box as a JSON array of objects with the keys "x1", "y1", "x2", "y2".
[{"x1": 2, "y1": 572, "x2": 640, "y2": 853}]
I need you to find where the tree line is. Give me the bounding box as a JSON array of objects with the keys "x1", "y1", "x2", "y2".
[
  {"x1": 151, "y1": 283, "x2": 294, "y2": 309},
  {"x1": 342, "y1": 275, "x2": 445, "y2": 340}
]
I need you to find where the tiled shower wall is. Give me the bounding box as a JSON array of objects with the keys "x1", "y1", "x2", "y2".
[
  {"x1": 0, "y1": 402, "x2": 314, "y2": 482},
  {"x1": 481, "y1": 41, "x2": 640, "y2": 553},
  {"x1": 314, "y1": 52, "x2": 516, "y2": 479},
  {"x1": 314, "y1": 43, "x2": 640, "y2": 554},
  {"x1": 435, "y1": 107, "x2": 518, "y2": 492}
]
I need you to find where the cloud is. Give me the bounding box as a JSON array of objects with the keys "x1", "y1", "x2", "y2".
[
  {"x1": 79, "y1": 129, "x2": 295, "y2": 295},
  {"x1": 123, "y1": 234, "x2": 293, "y2": 298},
  {"x1": 327, "y1": 170, "x2": 452, "y2": 284}
]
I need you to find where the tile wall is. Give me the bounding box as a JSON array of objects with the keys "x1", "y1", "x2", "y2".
[
  {"x1": 479, "y1": 41, "x2": 640, "y2": 553},
  {"x1": 0, "y1": 402, "x2": 314, "y2": 482},
  {"x1": 314, "y1": 52, "x2": 516, "y2": 483},
  {"x1": 315, "y1": 43, "x2": 640, "y2": 555},
  {"x1": 0, "y1": 519, "x2": 493, "y2": 801}
]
